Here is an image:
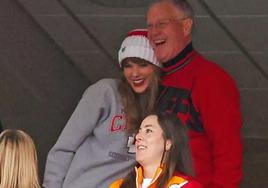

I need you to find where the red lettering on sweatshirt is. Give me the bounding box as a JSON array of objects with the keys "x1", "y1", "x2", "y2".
[{"x1": 110, "y1": 115, "x2": 127, "y2": 132}]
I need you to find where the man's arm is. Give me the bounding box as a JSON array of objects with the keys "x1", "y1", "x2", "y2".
[{"x1": 193, "y1": 67, "x2": 243, "y2": 188}]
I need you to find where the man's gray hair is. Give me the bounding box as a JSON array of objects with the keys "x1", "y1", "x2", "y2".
[{"x1": 154, "y1": 0, "x2": 194, "y2": 19}]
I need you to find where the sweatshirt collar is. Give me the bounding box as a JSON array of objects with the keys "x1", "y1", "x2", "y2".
[
  {"x1": 134, "y1": 165, "x2": 189, "y2": 188},
  {"x1": 162, "y1": 43, "x2": 196, "y2": 75},
  {"x1": 135, "y1": 166, "x2": 163, "y2": 188}
]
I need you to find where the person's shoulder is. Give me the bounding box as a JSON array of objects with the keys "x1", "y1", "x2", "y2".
[
  {"x1": 168, "y1": 172, "x2": 203, "y2": 188},
  {"x1": 168, "y1": 173, "x2": 188, "y2": 187},
  {"x1": 88, "y1": 78, "x2": 119, "y2": 90},
  {"x1": 195, "y1": 53, "x2": 232, "y2": 78},
  {"x1": 193, "y1": 53, "x2": 237, "y2": 87},
  {"x1": 95, "y1": 78, "x2": 119, "y2": 86},
  {"x1": 82, "y1": 78, "x2": 119, "y2": 97},
  {"x1": 109, "y1": 178, "x2": 123, "y2": 188}
]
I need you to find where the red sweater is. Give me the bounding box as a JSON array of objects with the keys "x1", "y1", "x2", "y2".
[{"x1": 157, "y1": 43, "x2": 243, "y2": 188}]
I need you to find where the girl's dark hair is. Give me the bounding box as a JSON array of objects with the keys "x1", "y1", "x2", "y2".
[
  {"x1": 120, "y1": 112, "x2": 194, "y2": 188},
  {"x1": 118, "y1": 57, "x2": 162, "y2": 134},
  {"x1": 157, "y1": 112, "x2": 194, "y2": 187}
]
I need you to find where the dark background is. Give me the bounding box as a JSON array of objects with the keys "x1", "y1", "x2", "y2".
[{"x1": 0, "y1": 0, "x2": 267, "y2": 187}]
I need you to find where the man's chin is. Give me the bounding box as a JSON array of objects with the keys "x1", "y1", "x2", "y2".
[
  {"x1": 155, "y1": 52, "x2": 168, "y2": 63},
  {"x1": 157, "y1": 57, "x2": 169, "y2": 63}
]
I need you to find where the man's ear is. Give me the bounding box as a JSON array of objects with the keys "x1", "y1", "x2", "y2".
[
  {"x1": 183, "y1": 18, "x2": 193, "y2": 36},
  {"x1": 165, "y1": 139, "x2": 172, "y2": 151}
]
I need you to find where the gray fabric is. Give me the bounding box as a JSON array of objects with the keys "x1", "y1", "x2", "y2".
[{"x1": 43, "y1": 79, "x2": 135, "y2": 188}]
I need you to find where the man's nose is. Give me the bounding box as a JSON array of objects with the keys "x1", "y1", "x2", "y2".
[{"x1": 148, "y1": 25, "x2": 161, "y2": 38}]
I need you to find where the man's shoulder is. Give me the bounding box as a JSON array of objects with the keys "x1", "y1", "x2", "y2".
[
  {"x1": 191, "y1": 53, "x2": 239, "y2": 98},
  {"x1": 193, "y1": 53, "x2": 235, "y2": 82}
]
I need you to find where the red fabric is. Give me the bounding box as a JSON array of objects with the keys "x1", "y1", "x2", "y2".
[
  {"x1": 161, "y1": 51, "x2": 243, "y2": 188},
  {"x1": 127, "y1": 29, "x2": 148, "y2": 37},
  {"x1": 172, "y1": 172, "x2": 204, "y2": 188}
]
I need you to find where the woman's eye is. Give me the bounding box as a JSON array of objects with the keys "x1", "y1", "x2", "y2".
[
  {"x1": 139, "y1": 63, "x2": 148, "y2": 67},
  {"x1": 145, "y1": 129, "x2": 152, "y2": 133},
  {"x1": 123, "y1": 64, "x2": 131, "y2": 68}
]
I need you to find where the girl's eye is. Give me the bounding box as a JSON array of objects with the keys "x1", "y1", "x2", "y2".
[{"x1": 145, "y1": 129, "x2": 152, "y2": 133}]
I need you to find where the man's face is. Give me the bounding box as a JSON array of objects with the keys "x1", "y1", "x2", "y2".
[{"x1": 147, "y1": 2, "x2": 192, "y2": 63}]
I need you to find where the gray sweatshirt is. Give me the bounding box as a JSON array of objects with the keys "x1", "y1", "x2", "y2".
[{"x1": 43, "y1": 79, "x2": 136, "y2": 188}]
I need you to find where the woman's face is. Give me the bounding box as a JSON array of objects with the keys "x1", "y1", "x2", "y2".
[
  {"x1": 123, "y1": 60, "x2": 155, "y2": 93},
  {"x1": 135, "y1": 115, "x2": 171, "y2": 168}
]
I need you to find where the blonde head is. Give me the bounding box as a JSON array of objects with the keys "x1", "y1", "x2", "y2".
[{"x1": 0, "y1": 129, "x2": 40, "y2": 188}]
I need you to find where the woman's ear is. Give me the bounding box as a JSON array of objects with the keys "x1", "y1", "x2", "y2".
[{"x1": 165, "y1": 139, "x2": 172, "y2": 151}]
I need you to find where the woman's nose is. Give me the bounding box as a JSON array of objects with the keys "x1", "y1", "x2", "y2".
[
  {"x1": 135, "y1": 132, "x2": 143, "y2": 142},
  {"x1": 131, "y1": 66, "x2": 140, "y2": 77}
]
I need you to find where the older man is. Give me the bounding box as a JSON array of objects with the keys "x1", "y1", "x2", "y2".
[{"x1": 147, "y1": 0, "x2": 243, "y2": 188}]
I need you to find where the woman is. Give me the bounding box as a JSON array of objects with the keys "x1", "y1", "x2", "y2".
[
  {"x1": 0, "y1": 129, "x2": 40, "y2": 188},
  {"x1": 110, "y1": 113, "x2": 203, "y2": 188},
  {"x1": 43, "y1": 29, "x2": 162, "y2": 188}
]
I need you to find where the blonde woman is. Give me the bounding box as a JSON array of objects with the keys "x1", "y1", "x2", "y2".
[{"x1": 0, "y1": 129, "x2": 40, "y2": 188}]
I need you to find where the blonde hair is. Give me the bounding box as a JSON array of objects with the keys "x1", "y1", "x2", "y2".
[{"x1": 0, "y1": 129, "x2": 40, "y2": 188}]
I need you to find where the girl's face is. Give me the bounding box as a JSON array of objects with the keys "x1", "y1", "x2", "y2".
[
  {"x1": 135, "y1": 115, "x2": 171, "y2": 168},
  {"x1": 123, "y1": 60, "x2": 155, "y2": 93}
]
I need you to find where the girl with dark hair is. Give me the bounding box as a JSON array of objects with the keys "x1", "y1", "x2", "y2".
[{"x1": 110, "y1": 113, "x2": 203, "y2": 188}]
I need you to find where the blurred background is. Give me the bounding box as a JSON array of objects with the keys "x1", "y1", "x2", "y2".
[{"x1": 0, "y1": 0, "x2": 267, "y2": 187}]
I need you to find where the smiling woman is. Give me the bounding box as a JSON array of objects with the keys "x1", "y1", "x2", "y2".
[
  {"x1": 135, "y1": 114, "x2": 171, "y2": 170},
  {"x1": 110, "y1": 112, "x2": 203, "y2": 188},
  {"x1": 122, "y1": 58, "x2": 155, "y2": 94},
  {"x1": 118, "y1": 29, "x2": 162, "y2": 133},
  {"x1": 43, "y1": 29, "x2": 162, "y2": 188}
]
